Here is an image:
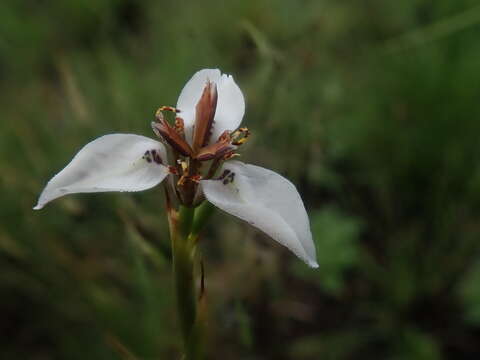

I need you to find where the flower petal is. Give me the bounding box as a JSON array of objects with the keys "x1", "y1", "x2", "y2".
[
  {"x1": 211, "y1": 73, "x2": 246, "y2": 142},
  {"x1": 34, "y1": 134, "x2": 169, "y2": 210},
  {"x1": 201, "y1": 161, "x2": 318, "y2": 267},
  {"x1": 176, "y1": 69, "x2": 245, "y2": 144}
]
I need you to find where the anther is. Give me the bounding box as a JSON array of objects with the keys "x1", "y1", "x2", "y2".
[
  {"x1": 157, "y1": 106, "x2": 181, "y2": 114},
  {"x1": 222, "y1": 152, "x2": 240, "y2": 161},
  {"x1": 175, "y1": 117, "x2": 185, "y2": 136},
  {"x1": 180, "y1": 161, "x2": 188, "y2": 173},
  {"x1": 235, "y1": 138, "x2": 248, "y2": 145},
  {"x1": 231, "y1": 127, "x2": 250, "y2": 146}
]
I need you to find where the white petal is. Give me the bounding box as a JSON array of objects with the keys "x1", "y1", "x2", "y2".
[
  {"x1": 176, "y1": 68, "x2": 245, "y2": 144},
  {"x1": 201, "y1": 161, "x2": 318, "y2": 267},
  {"x1": 210, "y1": 73, "x2": 246, "y2": 142},
  {"x1": 34, "y1": 134, "x2": 169, "y2": 210}
]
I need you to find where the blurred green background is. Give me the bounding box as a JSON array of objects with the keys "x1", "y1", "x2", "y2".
[{"x1": 2, "y1": 0, "x2": 480, "y2": 359}]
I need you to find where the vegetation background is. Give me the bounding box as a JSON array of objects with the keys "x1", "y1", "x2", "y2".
[{"x1": 1, "y1": 0, "x2": 480, "y2": 358}]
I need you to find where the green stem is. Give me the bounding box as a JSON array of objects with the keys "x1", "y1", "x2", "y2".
[
  {"x1": 170, "y1": 205, "x2": 202, "y2": 359},
  {"x1": 179, "y1": 206, "x2": 195, "y2": 239},
  {"x1": 190, "y1": 202, "x2": 216, "y2": 239}
]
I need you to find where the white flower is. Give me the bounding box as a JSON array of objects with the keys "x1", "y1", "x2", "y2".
[{"x1": 34, "y1": 69, "x2": 318, "y2": 268}]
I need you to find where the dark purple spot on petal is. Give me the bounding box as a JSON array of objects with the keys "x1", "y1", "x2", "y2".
[
  {"x1": 218, "y1": 169, "x2": 231, "y2": 180},
  {"x1": 151, "y1": 149, "x2": 162, "y2": 164},
  {"x1": 142, "y1": 150, "x2": 153, "y2": 163},
  {"x1": 221, "y1": 171, "x2": 236, "y2": 185}
]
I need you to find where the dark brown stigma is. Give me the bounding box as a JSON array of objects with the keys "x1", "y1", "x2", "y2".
[
  {"x1": 192, "y1": 81, "x2": 217, "y2": 153},
  {"x1": 151, "y1": 111, "x2": 193, "y2": 157}
]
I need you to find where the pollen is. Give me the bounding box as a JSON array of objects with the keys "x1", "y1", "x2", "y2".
[
  {"x1": 235, "y1": 138, "x2": 247, "y2": 145},
  {"x1": 180, "y1": 161, "x2": 188, "y2": 173},
  {"x1": 157, "y1": 106, "x2": 181, "y2": 114},
  {"x1": 231, "y1": 127, "x2": 251, "y2": 146},
  {"x1": 174, "y1": 117, "x2": 185, "y2": 135},
  {"x1": 222, "y1": 152, "x2": 240, "y2": 161}
]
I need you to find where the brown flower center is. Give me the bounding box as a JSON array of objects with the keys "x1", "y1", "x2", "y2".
[{"x1": 152, "y1": 82, "x2": 249, "y2": 206}]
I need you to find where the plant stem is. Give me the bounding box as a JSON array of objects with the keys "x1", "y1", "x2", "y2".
[
  {"x1": 190, "y1": 202, "x2": 215, "y2": 239},
  {"x1": 170, "y1": 205, "x2": 201, "y2": 359}
]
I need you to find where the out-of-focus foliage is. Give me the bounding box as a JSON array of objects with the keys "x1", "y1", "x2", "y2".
[{"x1": 1, "y1": 0, "x2": 480, "y2": 358}]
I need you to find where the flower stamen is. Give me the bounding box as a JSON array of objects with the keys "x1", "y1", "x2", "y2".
[
  {"x1": 175, "y1": 117, "x2": 185, "y2": 137},
  {"x1": 180, "y1": 160, "x2": 188, "y2": 173},
  {"x1": 231, "y1": 127, "x2": 250, "y2": 146},
  {"x1": 177, "y1": 175, "x2": 188, "y2": 186},
  {"x1": 222, "y1": 152, "x2": 240, "y2": 161},
  {"x1": 156, "y1": 106, "x2": 181, "y2": 114}
]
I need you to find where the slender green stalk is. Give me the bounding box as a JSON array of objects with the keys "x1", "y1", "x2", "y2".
[
  {"x1": 179, "y1": 206, "x2": 195, "y2": 239},
  {"x1": 169, "y1": 205, "x2": 203, "y2": 359},
  {"x1": 190, "y1": 202, "x2": 215, "y2": 239}
]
